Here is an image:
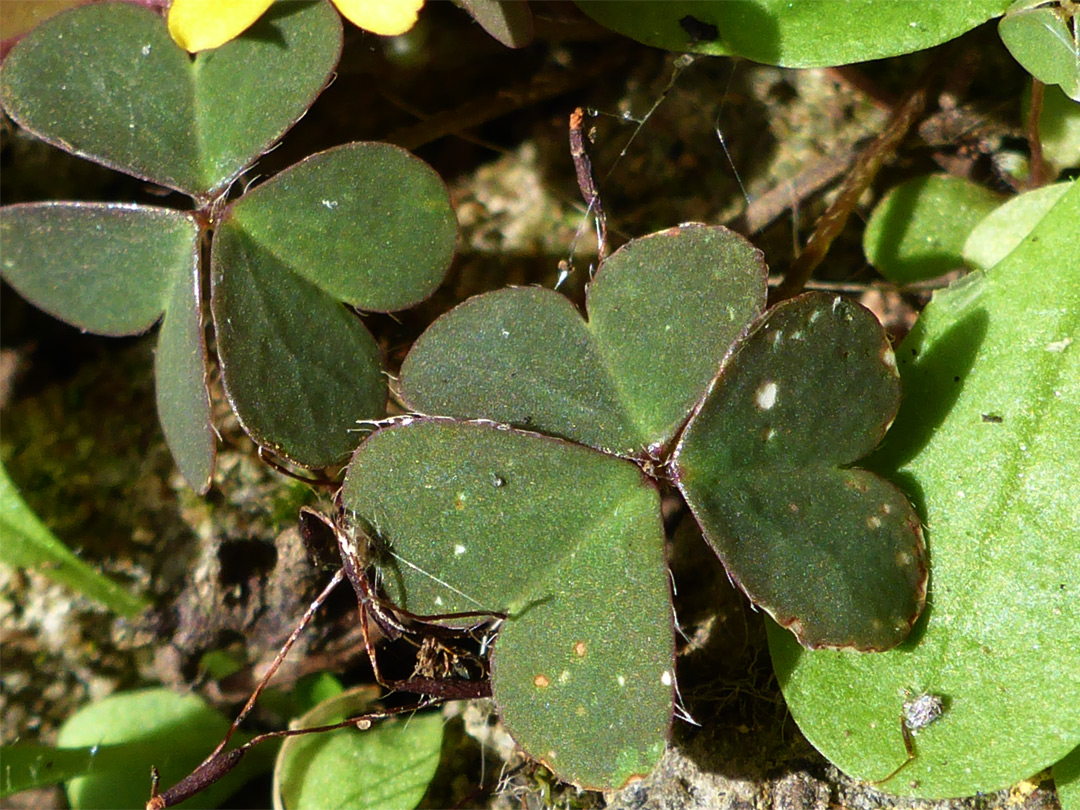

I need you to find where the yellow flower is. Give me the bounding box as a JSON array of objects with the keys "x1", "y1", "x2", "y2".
[
  {"x1": 334, "y1": 0, "x2": 424, "y2": 36},
  {"x1": 168, "y1": 0, "x2": 424, "y2": 53}
]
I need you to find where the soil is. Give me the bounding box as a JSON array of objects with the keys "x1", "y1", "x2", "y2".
[{"x1": 0, "y1": 3, "x2": 1064, "y2": 809}]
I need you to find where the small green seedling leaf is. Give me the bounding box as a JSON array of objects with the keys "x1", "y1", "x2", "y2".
[
  {"x1": 1, "y1": 743, "x2": 109, "y2": 799},
  {"x1": 863, "y1": 175, "x2": 1002, "y2": 285},
  {"x1": 999, "y1": 3, "x2": 1080, "y2": 101},
  {"x1": 673, "y1": 292, "x2": 924, "y2": 651},
  {"x1": 768, "y1": 181, "x2": 1080, "y2": 797},
  {"x1": 401, "y1": 224, "x2": 765, "y2": 455},
  {"x1": 272, "y1": 685, "x2": 442, "y2": 810},
  {"x1": 55, "y1": 688, "x2": 270, "y2": 809},
  {"x1": 211, "y1": 142, "x2": 457, "y2": 466},
  {"x1": 0, "y1": 203, "x2": 213, "y2": 492},
  {"x1": 0, "y1": 460, "x2": 148, "y2": 616},
  {"x1": 0, "y1": 2, "x2": 341, "y2": 196},
  {"x1": 574, "y1": 0, "x2": 1009, "y2": 67},
  {"x1": 344, "y1": 419, "x2": 672, "y2": 790},
  {"x1": 1029, "y1": 83, "x2": 1080, "y2": 171},
  {"x1": 962, "y1": 181, "x2": 1073, "y2": 270}
]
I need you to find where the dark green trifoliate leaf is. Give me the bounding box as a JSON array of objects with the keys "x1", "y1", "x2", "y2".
[
  {"x1": 156, "y1": 257, "x2": 216, "y2": 493},
  {"x1": 769, "y1": 181, "x2": 1080, "y2": 798},
  {"x1": 223, "y1": 142, "x2": 458, "y2": 312},
  {"x1": 343, "y1": 420, "x2": 672, "y2": 790},
  {"x1": 210, "y1": 223, "x2": 383, "y2": 467},
  {"x1": 863, "y1": 175, "x2": 1002, "y2": 284},
  {"x1": 0, "y1": 203, "x2": 213, "y2": 492},
  {"x1": 999, "y1": 2, "x2": 1080, "y2": 101},
  {"x1": 211, "y1": 142, "x2": 457, "y2": 466},
  {"x1": 672, "y1": 292, "x2": 924, "y2": 651},
  {"x1": 0, "y1": 203, "x2": 183, "y2": 334},
  {"x1": 401, "y1": 224, "x2": 765, "y2": 455},
  {"x1": 574, "y1": 0, "x2": 1008, "y2": 67},
  {"x1": 272, "y1": 686, "x2": 442, "y2": 810},
  {"x1": 0, "y1": 2, "x2": 341, "y2": 196}
]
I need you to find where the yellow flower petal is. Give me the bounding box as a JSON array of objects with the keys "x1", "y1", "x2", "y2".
[
  {"x1": 333, "y1": 0, "x2": 424, "y2": 36},
  {"x1": 167, "y1": 0, "x2": 275, "y2": 53}
]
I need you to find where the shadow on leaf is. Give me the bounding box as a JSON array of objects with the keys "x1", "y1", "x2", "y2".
[{"x1": 867, "y1": 305, "x2": 988, "y2": 473}]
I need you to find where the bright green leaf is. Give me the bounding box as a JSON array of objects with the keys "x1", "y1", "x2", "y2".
[
  {"x1": 574, "y1": 0, "x2": 1009, "y2": 68},
  {"x1": 343, "y1": 420, "x2": 672, "y2": 790},
  {"x1": 401, "y1": 224, "x2": 765, "y2": 456},
  {"x1": 1057, "y1": 745, "x2": 1080, "y2": 810},
  {"x1": 863, "y1": 175, "x2": 1002, "y2": 284},
  {"x1": 1, "y1": 744, "x2": 102, "y2": 798},
  {"x1": 272, "y1": 685, "x2": 441, "y2": 810},
  {"x1": 1031, "y1": 83, "x2": 1080, "y2": 171},
  {"x1": 768, "y1": 181, "x2": 1080, "y2": 797},
  {"x1": 55, "y1": 688, "x2": 271, "y2": 809},
  {"x1": 962, "y1": 181, "x2": 1072, "y2": 270},
  {"x1": 0, "y1": 461, "x2": 148, "y2": 617},
  {"x1": 0, "y1": 203, "x2": 214, "y2": 492},
  {"x1": 292, "y1": 672, "x2": 345, "y2": 714},
  {"x1": 999, "y1": 5, "x2": 1080, "y2": 101},
  {"x1": 673, "y1": 292, "x2": 923, "y2": 650},
  {"x1": 0, "y1": 2, "x2": 341, "y2": 196}
]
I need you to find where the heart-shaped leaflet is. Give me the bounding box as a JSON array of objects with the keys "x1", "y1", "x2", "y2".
[
  {"x1": 672, "y1": 292, "x2": 926, "y2": 651},
  {"x1": 343, "y1": 419, "x2": 673, "y2": 790},
  {"x1": 0, "y1": 2, "x2": 341, "y2": 197},
  {"x1": 400, "y1": 224, "x2": 766, "y2": 456}
]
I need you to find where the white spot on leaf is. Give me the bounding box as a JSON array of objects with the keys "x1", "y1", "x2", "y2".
[
  {"x1": 661, "y1": 670, "x2": 673, "y2": 686},
  {"x1": 454, "y1": 544, "x2": 466, "y2": 555},
  {"x1": 755, "y1": 381, "x2": 778, "y2": 410},
  {"x1": 617, "y1": 675, "x2": 626, "y2": 687},
  {"x1": 1046, "y1": 337, "x2": 1072, "y2": 353}
]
